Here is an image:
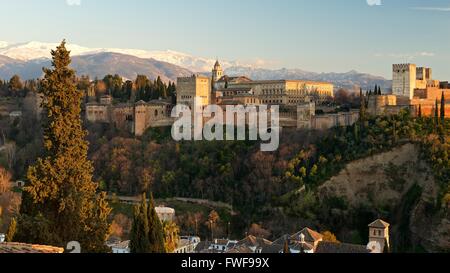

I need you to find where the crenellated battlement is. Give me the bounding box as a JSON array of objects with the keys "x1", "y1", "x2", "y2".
[{"x1": 393, "y1": 63, "x2": 415, "y2": 71}]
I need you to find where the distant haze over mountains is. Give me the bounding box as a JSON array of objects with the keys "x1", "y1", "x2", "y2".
[
  {"x1": 0, "y1": 41, "x2": 391, "y2": 90},
  {"x1": 225, "y1": 67, "x2": 392, "y2": 91}
]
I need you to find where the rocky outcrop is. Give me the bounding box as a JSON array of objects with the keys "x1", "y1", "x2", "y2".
[{"x1": 317, "y1": 143, "x2": 449, "y2": 252}]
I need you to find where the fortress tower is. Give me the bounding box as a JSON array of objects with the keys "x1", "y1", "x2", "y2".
[{"x1": 392, "y1": 64, "x2": 416, "y2": 99}]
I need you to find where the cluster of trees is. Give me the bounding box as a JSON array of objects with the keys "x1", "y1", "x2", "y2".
[
  {"x1": 333, "y1": 85, "x2": 385, "y2": 110},
  {"x1": 0, "y1": 75, "x2": 39, "y2": 97},
  {"x1": 1, "y1": 73, "x2": 176, "y2": 104},
  {"x1": 129, "y1": 193, "x2": 166, "y2": 253},
  {"x1": 367, "y1": 84, "x2": 383, "y2": 96},
  {"x1": 83, "y1": 74, "x2": 176, "y2": 103}
]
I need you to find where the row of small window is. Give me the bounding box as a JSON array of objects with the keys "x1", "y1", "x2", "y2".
[
  {"x1": 262, "y1": 89, "x2": 283, "y2": 95},
  {"x1": 262, "y1": 100, "x2": 283, "y2": 104},
  {"x1": 136, "y1": 110, "x2": 165, "y2": 117},
  {"x1": 245, "y1": 99, "x2": 259, "y2": 104}
]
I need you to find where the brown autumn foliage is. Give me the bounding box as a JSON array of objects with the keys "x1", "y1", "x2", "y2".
[{"x1": 248, "y1": 223, "x2": 271, "y2": 239}]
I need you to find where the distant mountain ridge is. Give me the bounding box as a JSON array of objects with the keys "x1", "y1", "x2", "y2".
[
  {"x1": 0, "y1": 41, "x2": 392, "y2": 90},
  {"x1": 225, "y1": 67, "x2": 392, "y2": 91},
  {"x1": 0, "y1": 52, "x2": 193, "y2": 82},
  {"x1": 0, "y1": 41, "x2": 244, "y2": 72}
]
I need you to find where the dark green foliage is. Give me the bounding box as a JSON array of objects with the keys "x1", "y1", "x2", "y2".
[
  {"x1": 134, "y1": 75, "x2": 174, "y2": 102},
  {"x1": 147, "y1": 193, "x2": 166, "y2": 253},
  {"x1": 130, "y1": 193, "x2": 150, "y2": 253},
  {"x1": 129, "y1": 193, "x2": 166, "y2": 253}
]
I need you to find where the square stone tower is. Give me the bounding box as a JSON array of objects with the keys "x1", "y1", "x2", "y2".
[
  {"x1": 177, "y1": 75, "x2": 211, "y2": 110},
  {"x1": 393, "y1": 64, "x2": 416, "y2": 99},
  {"x1": 368, "y1": 219, "x2": 390, "y2": 253}
]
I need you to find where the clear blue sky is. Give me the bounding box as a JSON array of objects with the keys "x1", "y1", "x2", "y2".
[{"x1": 1, "y1": 0, "x2": 450, "y2": 79}]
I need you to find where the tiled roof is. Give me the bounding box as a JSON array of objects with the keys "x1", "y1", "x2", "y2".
[
  {"x1": 0, "y1": 243, "x2": 64, "y2": 253},
  {"x1": 315, "y1": 242, "x2": 370, "y2": 254},
  {"x1": 194, "y1": 241, "x2": 211, "y2": 252},
  {"x1": 236, "y1": 235, "x2": 272, "y2": 248},
  {"x1": 290, "y1": 228, "x2": 323, "y2": 243},
  {"x1": 217, "y1": 76, "x2": 253, "y2": 83},
  {"x1": 216, "y1": 87, "x2": 253, "y2": 92},
  {"x1": 272, "y1": 234, "x2": 291, "y2": 245},
  {"x1": 290, "y1": 241, "x2": 314, "y2": 252},
  {"x1": 226, "y1": 245, "x2": 254, "y2": 254},
  {"x1": 368, "y1": 219, "x2": 390, "y2": 228},
  {"x1": 261, "y1": 243, "x2": 284, "y2": 254}
]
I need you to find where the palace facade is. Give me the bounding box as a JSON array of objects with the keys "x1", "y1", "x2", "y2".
[{"x1": 85, "y1": 61, "x2": 359, "y2": 136}]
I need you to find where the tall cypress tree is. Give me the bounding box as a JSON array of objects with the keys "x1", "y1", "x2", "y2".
[
  {"x1": 16, "y1": 41, "x2": 111, "y2": 252},
  {"x1": 148, "y1": 193, "x2": 166, "y2": 253},
  {"x1": 418, "y1": 104, "x2": 422, "y2": 118},
  {"x1": 441, "y1": 91, "x2": 445, "y2": 123},
  {"x1": 130, "y1": 193, "x2": 150, "y2": 253}
]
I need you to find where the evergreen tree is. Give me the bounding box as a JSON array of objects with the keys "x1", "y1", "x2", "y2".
[
  {"x1": 378, "y1": 86, "x2": 382, "y2": 95},
  {"x1": 418, "y1": 104, "x2": 422, "y2": 118},
  {"x1": 129, "y1": 193, "x2": 166, "y2": 253},
  {"x1": 6, "y1": 217, "x2": 17, "y2": 242},
  {"x1": 130, "y1": 193, "x2": 150, "y2": 253},
  {"x1": 441, "y1": 91, "x2": 445, "y2": 123},
  {"x1": 374, "y1": 85, "x2": 378, "y2": 96},
  {"x1": 16, "y1": 41, "x2": 111, "y2": 252},
  {"x1": 148, "y1": 193, "x2": 166, "y2": 253},
  {"x1": 8, "y1": 75, "x2": 23, "y2": 91}
]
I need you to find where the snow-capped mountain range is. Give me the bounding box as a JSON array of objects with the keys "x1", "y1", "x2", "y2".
[
  {"x1": 0, "y1": 41, "x2": 244, "y2": 72},
  {"x1": 0, "y1": 41, "x2": 391, "y2": 90}
]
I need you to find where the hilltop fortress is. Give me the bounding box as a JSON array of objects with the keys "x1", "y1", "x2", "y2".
[
  {"x1": 86, "y1": 60, "x2": 359, "y2": 136},
  {"x1": 85, "y1": 61, "x2": 449, "y2": 137},
  {"x1": 368, "y1": 64, "x2": 450, "y2": 116}
]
